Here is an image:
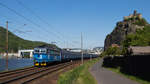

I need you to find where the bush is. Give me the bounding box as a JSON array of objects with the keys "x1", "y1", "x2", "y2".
[
  {"x1": 104, "y1": 47, "x2": 121, "y2": 56},
  {"x1": 134, "y1": 18, "x2": 148, "y2": 26},
  {"x1": 122, "y1": 25, "x2": 150, "y2": 47}
]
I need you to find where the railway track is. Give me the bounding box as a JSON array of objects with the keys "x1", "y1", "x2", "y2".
[
  {"x1": 0, "y1": 67, "x2": 36, "y2": 78},
  {"x1": 0, "y1": 61, "x2": 77, "y2": 84}
]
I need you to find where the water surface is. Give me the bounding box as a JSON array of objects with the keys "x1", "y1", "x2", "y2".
[{"x1": 0, "y1": 58, "x2": 33, "y2": 72}]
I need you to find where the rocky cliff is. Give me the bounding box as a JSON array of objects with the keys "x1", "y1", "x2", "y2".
[{"x1": 104, "y1": 10, "x2": 148, "y2": 50}]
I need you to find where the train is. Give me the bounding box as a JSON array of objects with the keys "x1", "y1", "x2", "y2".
[{"x1": 33, "y1": 45, "x2": 98, "y2": 66}]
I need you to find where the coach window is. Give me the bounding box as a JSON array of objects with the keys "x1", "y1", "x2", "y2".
[{"x1": 41, "y1": 49, "x2": 46, "y2": 53}]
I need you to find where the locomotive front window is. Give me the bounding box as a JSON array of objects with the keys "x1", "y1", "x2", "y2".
[
  {"x1": 34, "y1": 50, "x2": 39, "y2": 53},
  {"x1": 34, "y1": 48, "x2": 46, "y2": 54}
]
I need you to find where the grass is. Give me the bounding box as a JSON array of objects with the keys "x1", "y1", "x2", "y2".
[
  {"x1": 107, "y1": 67, "x2": 150, "y2": 84},
  {"x1": 57, "y1": 58, "x2": 100, "y2": 84}
]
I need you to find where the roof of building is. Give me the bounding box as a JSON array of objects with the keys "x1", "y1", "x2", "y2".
[{"x1": 128, "y1": 46, "x2": 150, "y2": 55}]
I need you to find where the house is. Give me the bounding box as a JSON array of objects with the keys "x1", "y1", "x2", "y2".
[{"x1": 128, "y1": 46, "x2": 150, "y2": 55}]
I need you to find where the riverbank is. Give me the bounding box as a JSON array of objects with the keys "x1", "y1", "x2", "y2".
[{"x1": 57, "y1": 58, "x2": 100, "y2": 84}]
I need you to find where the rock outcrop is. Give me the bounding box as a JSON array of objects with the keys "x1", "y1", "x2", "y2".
[{"x1": 104, "y1": 10, "x2": 146, "y2": 50}]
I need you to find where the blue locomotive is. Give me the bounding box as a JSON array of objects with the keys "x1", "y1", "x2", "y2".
[{"x1": 33, "y1": 45, "x2": 98, "y2": 66}]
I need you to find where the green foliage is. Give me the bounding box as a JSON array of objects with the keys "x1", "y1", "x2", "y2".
[
  {"x1": 121, "y1": 25, "x2": 150, "y2": 55},
  {"x1": 122, "y1": 25, "x2": 150, "y2": 47},
  {"x1": 100, "y1": 51, "x2": 106, "y2": 57},
  {"x1": 124, "y1": 17, "x2": 134, "y2": 21},
  {"x1": 124, "y1": 16, "x2": 148, "y2": 26},
  {"x1": 58, "y1": 65, "x2": 83, "y2": 84},
  {"x1": 0, "y1": 27, "x2": 59, "y2": 53},
  {"x1": 121, "y1": 47, "x2": 128, "y2": 55},
  {"x1": 104, "y1": 47, "x2": 121, "y2": 56},
  {"x1": 58, "y1": 58, "x2": 100, "y2": 84},
  {"x1": 134, "y1": 18, "x2": 148, "y2": 26},
  {"x1": 107, "y1": 68, "x2": 150, "y2": 84}
]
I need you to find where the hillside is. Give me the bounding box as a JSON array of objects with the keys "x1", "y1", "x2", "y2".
[
  {"x1": 104, "y1": 10, "x2": 149, "y2": 50},
  {"x1": 122, "y1": 25, "x2": 150, "y2": 47},
  {"x1": 0, "y1": 26, "x2": 59, "y2": 53}
]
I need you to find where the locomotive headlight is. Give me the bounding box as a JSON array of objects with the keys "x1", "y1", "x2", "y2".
[{"x1": 35, "y1": 62, "x2": 39, "y2": 66}]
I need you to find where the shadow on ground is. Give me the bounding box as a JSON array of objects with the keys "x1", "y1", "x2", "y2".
[{"x1": 102, "y1": 55, "x2": 150, "y2": 82}]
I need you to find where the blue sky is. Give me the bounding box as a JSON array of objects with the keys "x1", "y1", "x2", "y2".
[{"x1": 0, "y1": 0, "x2": 150, "y2": 49}]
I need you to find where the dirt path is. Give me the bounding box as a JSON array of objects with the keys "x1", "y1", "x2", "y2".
[{"x1": 89, "y1": 59, "x2": 140, "y2": 84}]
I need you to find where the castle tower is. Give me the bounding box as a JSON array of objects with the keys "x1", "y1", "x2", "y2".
[{"x1": 133, "y1": 10, "x2": 137, "y2": 16}]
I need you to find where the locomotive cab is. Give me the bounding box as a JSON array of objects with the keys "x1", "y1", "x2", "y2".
[
  {"x1": 33, "y1": 48, "x2": 47, "y2": 66},
  {"x1": 33, "y1": 47, "x2": 61, "y2": 67}
]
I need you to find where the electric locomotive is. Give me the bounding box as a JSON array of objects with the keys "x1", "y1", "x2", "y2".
[{"x1": 33, "y1": 46, "x2": 61, "y2": 66}]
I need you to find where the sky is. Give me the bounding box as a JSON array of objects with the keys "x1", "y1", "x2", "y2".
[{"x1": 0, "y1": 0, "x2": 150, "y2": 49}]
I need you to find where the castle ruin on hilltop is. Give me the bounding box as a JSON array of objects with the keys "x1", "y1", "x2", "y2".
[
  {"x1": 104, "y1": 10, "x2": 144, "y2": 51},
  {"x1": 124, "y1": 10, "x2": 142, "y2": 20}
]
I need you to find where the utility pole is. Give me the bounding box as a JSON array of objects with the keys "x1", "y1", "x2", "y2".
[
  {"x1": 67, "y1": 41, "x2": 68, "y2": 49},
  {"x1": 6, "y1": 21, "x2": 8, "y2": 71},
  {"x1": 90, "y1": 55, "x2": 92, "y2": 60},
  {"x1": 81, "y1": 32, "x2": 83, "y2": 65}
]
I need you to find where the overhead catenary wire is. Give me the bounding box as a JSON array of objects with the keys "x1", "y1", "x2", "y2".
[
  {"x1": 0, "y1": 2, "x2": 62, "y2": 44},
  {"x1": 0, "y1": 1, "x2": 80, "y2": 48},
  {"x1": 15, "y1": 0, "x2": 80, "y2": 48},
  {"x1": 0, "y1": 15, "x2": 53, "y2": 43},
  {"x1": 15, "y1": 0, "x2": 69, "y2": 41}
]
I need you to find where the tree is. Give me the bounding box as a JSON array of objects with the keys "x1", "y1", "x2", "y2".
[{"x1": 104, "y1": 46, "x2": 121, "y2": 56}]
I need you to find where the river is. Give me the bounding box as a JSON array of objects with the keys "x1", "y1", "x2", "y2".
[{"x1": 0, "y1": 58, "x2": 34, "y2": 72}]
